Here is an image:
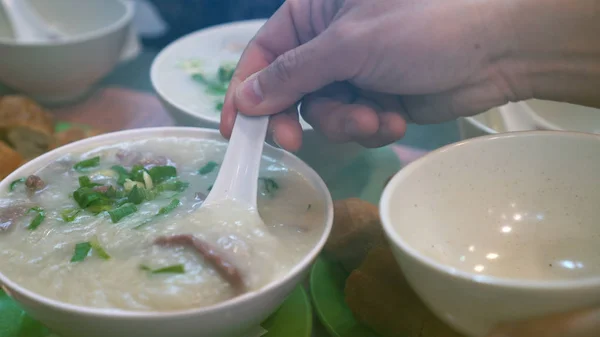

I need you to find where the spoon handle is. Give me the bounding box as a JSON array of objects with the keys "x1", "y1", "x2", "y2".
[
  {"x1": 1, "y1": 0, "x2": 63, "y2": 42},
  {"x1": 203, "y1": 114, "x2": 269, "y2": 208}
]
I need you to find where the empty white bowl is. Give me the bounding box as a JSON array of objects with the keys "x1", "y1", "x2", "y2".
[
  {"x1": 151, "y1": 19, "x2": 365, "y2": 181},
  {"x1": 0, "y1": 0, "x2": 134, "y2": 103},
  {"x1": 381, "y1": 131, "x2": 600, "y2": 336},
  {"x1": 0, "y1": 127, "x2": 333, "y2": 337},
  {"x1": 519, "y1": 99, "x2": 600, "y2": 133}
]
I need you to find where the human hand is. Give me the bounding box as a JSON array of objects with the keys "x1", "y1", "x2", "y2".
[
  {"x1": 220, "y1": 0, "x2": 522, "y2": 151},
  {"x1": 487, "y1": 307, "x2": 600, "y2": 337}
]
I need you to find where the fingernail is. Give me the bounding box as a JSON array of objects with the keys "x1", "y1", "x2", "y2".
[{"x1": 236, "y1": 73, "x2": 263, "y2": 106}]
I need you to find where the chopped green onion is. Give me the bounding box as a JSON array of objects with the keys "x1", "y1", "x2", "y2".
[
  {"x1": 61, "y1": 208, "x2": 81, "y2": 222},
  {"x1": 215, "y1": 101, "x2": 224, "y2": 111},
  {"x1": 130, "y1": 165, "x2": 147, "y2": 183},
  {"x1": 205, "y1": 84, "x2": 228, "y2": 95},
  {"x1": 259, "y1": 177, "x2": 279, "y2": 197},
  {"x1": 158, "y1": 199, "x2": 180, "y2": 215},
  {"x1": 71, "y1": 242, "x2": 92, "y2": 262},
  {"x1": 9, "y1": 178, "x2": 26, "y2": 192},
  {"x1": 127, "y1": 185, "x2": 145, "y2": 205},
  {"x1": 107, "y1": 203, "x2": 137, "y2": 223},
  {"x1": 217, "y1": 64, "x2": 236, "y2": 83},
  {"x1": 26, "y1": 207, "x2": 45, "y2": 230},
  {"x1": 156, "y1": 180, "x2": 189, "y2": 193},
  {"x1": 198, "y1": 161, "x2": 218, "y2": 175},
  {"x1": 134, "y1": 199, "x2": 181, "y2": 230},
  {"x1": 73, "y1": 157, "x2": 100, "y2": 171},
  {"x1": 86, "y1": 202, "x2": 114, "y2": 214},
  {"x1": 140, "y1": 264, "x2": 185, "y2": 274},
  {"x1": 73, "y1": 187, "x2": 106, "y2": 208},
  {"x1": 90, "y1": 238, "x2": 111, "y2": 260},
  {"x1": 78, "y1": 176, "x2": 99, "y2": 188},
  {"x1": 148, "y1": 166, "x2": 177, "y2": 184},
  {"x1": 191, "y1": 73, "x2": 208, "y2": 84},
  {"x1": 111, "y1": 165, "x2": 130, "y2": 185}
]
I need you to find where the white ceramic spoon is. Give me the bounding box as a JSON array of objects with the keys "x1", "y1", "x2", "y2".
[
  {"x1": 1, "y1": 0, "x2": 66, "y2": 43},
  {"x1": 203, "y1": 114, "x2": 269, "y2": 210},
  {"x1": 498, "y1": 102, "x2": 536, "y2": 132}
]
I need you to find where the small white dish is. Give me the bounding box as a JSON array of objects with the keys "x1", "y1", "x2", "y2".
[
  {"x1": 0, "y1": 0, "x2": 136, "y2": 104},
  {"x1": 519, "y1": 99, "x2": 600, "y2": 133},
  {"x1": 0, "y1": 127, "x2": 333, "y2": 337},
  {"x1": 151, "y1": 19, "x2": 365, "y2": 181},
  {"x1": 381, "y1": 131, "x2": 600, "y2": 337}
]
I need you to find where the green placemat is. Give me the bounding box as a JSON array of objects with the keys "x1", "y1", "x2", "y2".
[
  {"x1": 0, "y1": 286, "x2": 312, "y2": 337},
  {"x1": 310, "y1": 258, "x2": 378, "y2": 337}
]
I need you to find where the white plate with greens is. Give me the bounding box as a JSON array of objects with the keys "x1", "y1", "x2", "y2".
[
  {"x1": 151, "y1": 19, "x2": 366, "y2": 181},
  {"x1": 151, "y1": 19, "x2": 311, "y2": 130}
]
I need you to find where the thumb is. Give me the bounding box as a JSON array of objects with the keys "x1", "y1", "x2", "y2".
[{"x1": 234, "y1": 33, "x2": 348, "y2": 117}]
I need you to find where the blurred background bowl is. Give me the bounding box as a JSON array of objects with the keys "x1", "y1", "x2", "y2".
[
  {"x1": 151, "y1": 19, "x2": 365, "y2": 181},
  {"x1": 0, "y1": 0, "x2": 134, "y2": 104},
  {"x1": 519, "y1": 99, "x2": 600, "y2": 133},
  {"x1": 457, "y1": 107, "x2": 506, "y2": 139}
]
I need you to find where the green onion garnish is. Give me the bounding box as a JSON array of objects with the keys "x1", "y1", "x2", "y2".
[
  {"x1": 140, "y1": 264, "x2": 185, "y2": 274},
  {"x1": 73, "y1": 187, "x2": 106, "y2": 208},
  {"x1": 156, "y1": 180, "x2": 189, "y2": 193},
  {"x1": 73, "y1": 157, "x2": 100, "y2": 171},
  {"x1": 71, "y1": 242, "x2": 92, "y2": 262},
  {"x1": 107, "y1": 203, "x2": 137, "y2": 223},
  {"x1": 217, "y1": 64, "x2": 235, "y2": 83},
  {"x1": 26, "y1": 207, "x2": 45, "y2": 230},
  {"x1": 78, "y1": 176, "x2": 99, "y2": 188},
  {"x1": 130, "y1": 165, "x2": 147, "y2": 183},
  {"x1": 198, "y1": 161, "x2": 218, "y2": 175},
  {"x1": 127, "y1": 185, "x2": 145, "y2": 205},
  {"x1": 61, "y1": 208, "x2": 81, "y2": 222},
  {"x1": 90, "y1": 238, "x2": 111, "y2": 260},
  {"x1": 148, "y1": 166, "x2": 177, "y2": 184},
  {"x1": 215, "y1": 101, "x2": 224, "y2": 111},
  {"x1": 111, "y1": 165, "x2": 130, "y2": 185},
  {"x1": 259, "y1": 177, "x2": 279, "y2": 197},
  {"x1": 9, "y1": 178, "x2": 26, "y2": 192},
  {"x1": 158, "y1": 199, "x2": 180, "y2": 215}
]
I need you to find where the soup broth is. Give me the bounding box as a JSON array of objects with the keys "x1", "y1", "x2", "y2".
[{"x1": 0, "y1": 137, "x2": 325, "y2": 311}]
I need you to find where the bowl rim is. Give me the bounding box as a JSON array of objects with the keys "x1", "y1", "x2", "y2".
[
  {"x1": 380, "y1": 130, "x2": 600, "y2": 290},
  {"x1": 0, "y1": 126, "x2": 334, "y2": 318},
  {"x1": 150, "y1": 19, "x2": 313, "y2": 131},
  {"x1": 0, "y1": 0, "x2": 133, "y2": 46}
]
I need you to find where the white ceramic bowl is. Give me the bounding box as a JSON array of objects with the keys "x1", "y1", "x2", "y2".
[
  {"x1": 380, "y1": 131, "x2": 600, "y2": 337},
  {"x1": 151, "y1": 19, "x2": 365, "y2": 181},
  {"x1": 517, "y1": 99, "x2": 600, "y2": 133},
  {"x1": 0, "y1": 127, "x2": 333, "y2": 337},
  {"x1": 0, "y1": 0, "x2": 134, "y2": 103}
]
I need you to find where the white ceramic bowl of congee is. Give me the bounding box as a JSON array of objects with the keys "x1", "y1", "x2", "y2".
[
  {"x1": 0, "y1": 127, "x2": 333, "y2": 337},
  {"x1": 380, "y1": 131, "x2": 600, "y2": 337},
  {"x1": 0, "y1": 0, "x2": 134, "y2": 104}
]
